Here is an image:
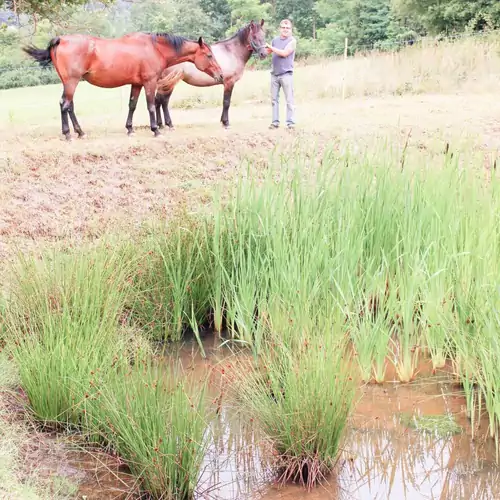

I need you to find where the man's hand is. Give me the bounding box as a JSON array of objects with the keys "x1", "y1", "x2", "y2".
[{"x1": 266, "y1": 40, "x2": 296, "y2": 58}]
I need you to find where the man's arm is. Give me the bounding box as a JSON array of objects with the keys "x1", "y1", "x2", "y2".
[{"x1": 266, "y1": 38, "x2": 296, "y2": 57}]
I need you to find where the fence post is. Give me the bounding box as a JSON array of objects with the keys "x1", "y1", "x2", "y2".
[{"x1": 342, "y1": 37, "x2": 348, "y2": 100}]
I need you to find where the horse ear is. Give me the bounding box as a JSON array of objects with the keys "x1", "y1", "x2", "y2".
[
  {"x1": 260, "y1": 19, "x2": 264, "y2": 26},
  {"x1": 198, "y1": 36, "x2": 203, "y2": 47}
]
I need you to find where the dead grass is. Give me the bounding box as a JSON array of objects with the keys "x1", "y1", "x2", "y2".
[
  {"x1": 0, "y1": 35, "x2": 499, "y2": 273},
  {"x1": 0, "y1": 92, "x2": 499, "y2": 273}
]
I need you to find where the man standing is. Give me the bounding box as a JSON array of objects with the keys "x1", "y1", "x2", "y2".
[{"x1": 266, "y1": 19, "x2": 297, "y2": 129}]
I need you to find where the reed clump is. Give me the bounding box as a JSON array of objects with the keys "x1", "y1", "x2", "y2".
[
  {"x1": 91, "y1": 356, "x2": 211, "y2": 500},
  {"x1": 231, "y1": 331, "x2": 358, "y2": 489},
  {"x1": 3, "y1": 244, "x2": 134, "y2": 427}
]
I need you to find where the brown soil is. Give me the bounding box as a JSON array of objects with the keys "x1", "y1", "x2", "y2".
[{"x1": 1, "y1": 93, "x2": 499, "y2": 269}]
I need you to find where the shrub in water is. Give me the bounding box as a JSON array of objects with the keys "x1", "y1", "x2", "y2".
[{"x1": 232, "y1": 330, "x2": 357, "y2": 490}]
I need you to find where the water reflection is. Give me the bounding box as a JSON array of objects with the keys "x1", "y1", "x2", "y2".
[
  {"x1": 197, "y1": 406, "x2": 273, "y2": 499},
  {"x1": 196, "y1": 411, "x2": 500, "y2": 500},
  {"x1": 341, "y1": 428, "x2": 499, "y2": 500},
  {"x1": 186, "y1": 336, "x2": 500, "y2": 500},
  {"x1": 75, "y1": 338, "x2": 500, "y2": 500}
]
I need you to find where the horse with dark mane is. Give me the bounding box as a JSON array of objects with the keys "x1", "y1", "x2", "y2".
[
  {"x1": 23, "y1": 32, "x2": 223, "y2": 140},
  {"x1": 155, "y1": 20, "x2": 267, "y2": 130}
]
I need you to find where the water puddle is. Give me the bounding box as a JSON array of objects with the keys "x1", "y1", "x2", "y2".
[{"x1": 31, "y1": 335, "x2": 500, "y2": 499}]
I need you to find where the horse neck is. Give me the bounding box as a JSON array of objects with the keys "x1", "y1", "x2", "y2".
[
  {"x1": 214, "y1": 29, "x2": 253, "y2": 65},
  {"x1": 158, "y1": 40, "x2": 200, "y2": 66}
]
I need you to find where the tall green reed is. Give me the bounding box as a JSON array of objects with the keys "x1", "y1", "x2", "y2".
[
  {"x1": 131, "y1": 217, "x2": 213, "y2": 343},
  {"x1": 93, "y1": 356, "x2": 211, "y2": 499},
  {"x1": 232, "y1": 330, "x2": 357, "y2": 490},
  {"x1": 4, "y1": 242, "x2": 133, "y2": 426}
]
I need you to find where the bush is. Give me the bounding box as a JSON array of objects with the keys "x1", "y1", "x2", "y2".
[{"x1": 0, "y1": 64, "x2": 60, "y2": 90}]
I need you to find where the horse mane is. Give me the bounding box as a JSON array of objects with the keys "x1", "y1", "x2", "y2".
[
  {"x1": 216, "y1": 23, "x2": 252, "y2": 46},
  {"x1": 151, "y1": 33, "x2": 188, "y2": 53},
  {"x1": 235, "y1": 24, "x2": 252, "y2": 45}
]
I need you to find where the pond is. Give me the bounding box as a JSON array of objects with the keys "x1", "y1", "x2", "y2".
[{"x1": 54, "y1": 335, "x2": 500, "y2": 500}]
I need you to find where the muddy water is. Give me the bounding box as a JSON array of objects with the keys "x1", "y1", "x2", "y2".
[{"x1": 71, "y1": 336, "x2": 500, "y2": 500}]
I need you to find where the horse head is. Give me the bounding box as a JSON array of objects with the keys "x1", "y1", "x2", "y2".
[
  {"x1": 194, "y1": 37, "x2": 224, "y2": 83},
  {"x1": 248, "y1": 20, "x2": 268, "y2": 60}
]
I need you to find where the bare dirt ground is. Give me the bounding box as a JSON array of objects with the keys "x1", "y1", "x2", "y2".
[{"x1": 1, "y1": 90, "x2": 500, "y2": 268}]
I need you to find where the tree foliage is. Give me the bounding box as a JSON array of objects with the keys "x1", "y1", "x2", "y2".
[
  {"x1": 393, "y1": 0, "x2": 500, "y2": 34},
  {"x1": 1, "y1": 0, "x2": 500, "y2": 90},
  {"x1": 227, "y1": 0, "x2": 270, "y2": 32},
  {"x1": 1, "y1": 0, "x2": 112, "y2": 18}
]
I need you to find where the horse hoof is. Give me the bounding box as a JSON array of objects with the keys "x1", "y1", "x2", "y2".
[
  {"x1": 153, "y1": 129, "x2": 161, "y2": 137},
  {"x1": 127, "y1": 130, "x2": 135, "y2": 137},
  {"x1": 78, "y1": 133, "x2": 86, "y2": 139},
  {"x1": 64, "y1": 134, "x2": 72, "y2": 142},
  {"x1": 158, "y1": 124, "x2": 164, "y2": 129}
]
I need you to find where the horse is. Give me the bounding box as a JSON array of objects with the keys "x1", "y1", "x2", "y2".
[
  {"x1": 23, "y1": 32, "x2": 224, "y2": 140},
  {"x1": 155, "y1": 20, "x2": 267, "y2": 130}
]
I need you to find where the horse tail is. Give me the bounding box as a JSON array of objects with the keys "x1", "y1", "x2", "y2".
[
  {"x1": 22, "y1": 37, "x2": 61, "y2": 68},
  {"x1": 156, "y1": 69, "x2": 184, "y2": 94}
]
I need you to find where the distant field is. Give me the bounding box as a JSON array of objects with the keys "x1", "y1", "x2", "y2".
[
  {"x1": 2, "y1": 32, "x2": 500, "y2": 127},
  {"x1": 0, "y1": 36, "x2": 499, "y2": 267}
]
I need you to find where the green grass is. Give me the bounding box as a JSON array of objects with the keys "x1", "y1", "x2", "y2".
[
  {"x1": 3, "y1": 242, "x2": 135, "y2": 427},
  {"x1": 129, "y1": 215, "x2": 213, "y2": 343},
  {"x1": 2, "y1": 240, "x2": 213, "y2": 499},
  {"x1": 92, "y1": 356, "x2": 211, "y2": 500},
  {"x1": 0, "y1": 353, "x2": 79, "y2": 500},
  {"x1": 231, "y1": 331, "x2": 358, "y2": 489}
]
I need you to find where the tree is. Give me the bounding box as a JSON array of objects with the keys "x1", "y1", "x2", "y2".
[
  {"x1": 316, "y1": 0, "x2": 393, "y2": 53},
  {"x1": 274, "y1": 0, "x2": 321, "y2": 38},
  {"x1": 227, "y1": 0, "x2": 271, "y2": 32},
  {"x1": 1, "y1": 0, "x2": 113, "y2": 18},
  {"x1": 129, "y1": 0, "x2": 213, "y2": 38},
  {"x1": 393, "y1": 0, "x2": 500, "y2": 34},
  {"x1": 199, "y1": 0, "x2": 231, "y2": 39}
]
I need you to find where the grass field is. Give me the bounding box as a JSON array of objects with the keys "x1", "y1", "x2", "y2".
[
  {"x1": 1, "y1": 33, "x2": 500, "y2": 499},
  {"x1": 1, "y1": 44, "x2": 499, "y2": 268}
]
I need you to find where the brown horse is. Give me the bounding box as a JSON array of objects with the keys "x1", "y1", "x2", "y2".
[
  {"x1": 23, "y1": 32, "x2": 224, "y2": 139},
  {"x1": 155, "y1": 20, "x2": 267, "y2": 130}
]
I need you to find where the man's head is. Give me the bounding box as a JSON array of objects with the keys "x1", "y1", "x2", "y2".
[{"x1": 279, "y1": 19, "x2": 292, "y2": 38}]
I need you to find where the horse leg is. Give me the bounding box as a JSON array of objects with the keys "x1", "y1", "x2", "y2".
[
  {"x1": 161, "y1": 91, "x2": 174, "y2": 129},
  {"x1": 155, "y1": 94, "x2": 164, "y2": 129},
  {"x1": 126, "y1": 85, "x2": 142, "y2": 136},
  {"x1": 144, "y1": 82, "x2": 160, "y2": 137},
  {"x1": 60, "y1": 79, "x2": 80, "y2": 141},
  {"x1": 220, "y1": 84, "x2": 234, "y2": 129},
  {"x1": 68, "y1": 101, "x2": 85, "y2": 138}
]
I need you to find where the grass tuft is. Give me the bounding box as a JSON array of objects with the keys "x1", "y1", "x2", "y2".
[{"x1": 232, "y1": 332, "x2": 357, "y2": 490}]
